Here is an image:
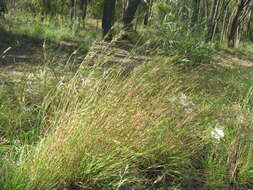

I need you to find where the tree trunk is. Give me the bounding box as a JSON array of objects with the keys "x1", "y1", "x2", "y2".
[
  {"x1": 70, "y1": 0, "x2": 76, "y2": 20},
  {"x1": 246, "y1": 10, "x2": 252, "y2": 40},
  {"x1": 70, "y1": 0, "x2": 75, "y2": 20},
  {"x1": 122, "y1": 0, "x2": 127, "y2": 13},
  {"x1": 144, "y1": 0, "x2": 153, "y2": 26},
  {"x1": 228, "y1": 14, "x2": 240, "y2": 47},
  {"x1": 0, "y1": 0, "x2": 7, "y2": 17},
  {"x1": 228, "y1": 0, "x2": 252, "y2": 48},
  {"x1": 42, "y1": 0, "x2": 51, "y2": 15},
  {"x1": 191, "y1": 0, "x2": 200, "y2": 26},
  {"x1": 123, "y1": 0, "x2": 141, "y2": 30},
  {"x1": 102, "y1": 0, "x2": 116, "y2": 41},
  {"x1": 220, "y1": 5, "x2": 229, "y2": 42},
  {"x1": 207, "y1": 0, "x2": 222, "y2": 41},
  {"x1": 80, "y1": 0, "x2": 88, "y2": 27}
]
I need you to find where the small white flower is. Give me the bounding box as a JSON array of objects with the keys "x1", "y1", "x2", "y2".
[
  {"x1": 211, "y1": 128, "x2": 225, "y2": 141},
  {"x1": 168, "y1": 96, "x2": 177, "y2": 103},
  {"x1": 179, "y1": 93, "x2": 187, "y2": 100},
  {"x1": 0, "y1": 138, "x2": 8, "y2": 144},
  {"x1": 179, "y1": 93, "x2": 195, "y2": 108},
  {"x1": 169, "y1": 93, "x2": 196, "y2": 112},
  {"x1": 179, "y1": 93, "x2": 188, "y2": 106}
]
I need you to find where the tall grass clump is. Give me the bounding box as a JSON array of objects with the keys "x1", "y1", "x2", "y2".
[
  {"x1": 187, "y1": 65, "x2": 253, "y2": 190},
  {"x1": 1, "y1": 57, "x2": 210, "y2": 189},
  {"x1": 0, "y1": 64, "x2": 63, "y2": 144},
  {"x1": 0, "y1": 49, "x2": 78, "y2": 189},
  {"x1": 0, "y1": 39, "x2": 253, "y2": 190},
  {"x1": 1, "y1": 56, "x2": 253, "y2": 189}
]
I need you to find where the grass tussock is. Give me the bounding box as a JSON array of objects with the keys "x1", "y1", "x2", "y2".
[
  {"x1": 0, "y1": 14, "x2": 253, "y2": 188},
  {"x1": 1, "y1": 54, "x2": 253, "y2": 190}
]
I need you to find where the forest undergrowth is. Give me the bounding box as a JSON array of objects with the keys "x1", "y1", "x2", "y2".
[{"x1": 0, "y1": 14, "x2": 253, "y2": 190}]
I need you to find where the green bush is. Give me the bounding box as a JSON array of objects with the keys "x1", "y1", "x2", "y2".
[{"x1": 142, "y1": 12, "x2": 213, "y2": 67}]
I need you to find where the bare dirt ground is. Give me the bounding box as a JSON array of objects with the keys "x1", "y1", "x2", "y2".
[
  {"x1": 0, "y1": 27, "x2": 88, "y2": 83},
  {"x1": 82, "y1": 40, "x2": 150, "y2": 75},
  {"x1": 216, "y1": 48, "x2": 253, "y2": 68},
  {"x1": 1, "y1": 23, "x2": 253, "y2": 83}
]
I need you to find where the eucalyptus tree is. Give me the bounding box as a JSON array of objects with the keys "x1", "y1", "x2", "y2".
[
  {"x1": 80, "y1": 0, "x2": 89, "y2": 26},
  {"x1": 143, "y1": 0, "x2": 154, "y2": 25},
  {"x1": 101, "y1": 0, "x2": 142, "y2": 40},
  {"x1": 228, "y1": 0, "x2": 253, "y2": 47},
  {"x1": 102, "y1": 0, "x2": 116, "y2": 40},
  {"x1": 70, "y1": 0, "x2": 76, "y2": 20},
  {"x1": 153, "y1": 0, "x2": 253, "y2": 47},
  {"x1": 207, "y1": 0, "x2": 226, "y2": 40},
  {"x1": 0, "y1": 0, "x2": 7, "y2": 17},
  {"x1": 123, "y1": 0, "x2": 142, "y2": 30},
  {"x1": 67, "y1": 0, "x2": 91, "y2": 26},
  {"x1": 41, "y1": 0, "x2": 51, "y2": 15}
]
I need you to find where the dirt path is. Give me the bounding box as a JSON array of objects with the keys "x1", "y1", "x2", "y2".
[
  {"x1": 215, "y1": 48, "x2": 253, "y2": 68},
  {"x1": 0, "y1": 30, "x2": 87, "y2": 83},
  {"x1": 1, "y1": 25, "x2": 253, "y2": 84},
  {"x1": 82, "y1": 40, "x2": 150, "y2": 76}
]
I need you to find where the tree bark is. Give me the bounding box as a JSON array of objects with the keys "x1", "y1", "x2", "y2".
[
  {"x1": 246, "y1": 10, "x2": 252, "y2": 40},
  {"x1": 42, "y1": 0, "x2": 51, "y2": 15},
  {"x1": 220, "y1": 5, "x2": 229, "y2": 42},
  {"x1": 70, "y1": 0, "x2": 76, "y2": 20},
  {"x1": 123, "y1": 0, "x2": 141, "y2": 30},
  {"x1": 207, "y1": 0, "x2": 222, "y2": 41},
  {"x1": 102, "y1": 0, "x2": 116, "y2": 41},
  {"x1": 191, "y1": 0, "x2": 200, "y2": 26},
  {"x1": 70, "y1": 0, "x2": 77, "y2": 20},
  {"x1": 80, "y1": 0, "x2": 88, "y2": 27},
  {"x1": 0, "y1": 0, "x2": 7, "y2": 17},
  {"x1": 228, "y1": 0, "x2": 253, "y2": 48},
  {"x1": 144, "y1": 0, "x2": 153, "y2": 26}
]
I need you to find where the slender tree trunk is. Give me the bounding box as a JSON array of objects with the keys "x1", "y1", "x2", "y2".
[
  {"x1": 208, "y1": 0, "x2": 223, "y2": 41},
  {"x1": 144, "y1": 11, "x2": 149, "y2": 26},
  {"x1": 70, "y1": 0, "x2": 75, "y2": 20},
  {"x1": 122, "y1": 0, "x2": 127, "y2": 13},
  {"x1": 228, "y1": 14, "x2": 240, "y2": 47},
  {"x1": 144, "y1": 0, "x2": 153, "y2": 26},
  {"x1": 246, "y1": 10, "x2": 252, "y2": 40},
  {"x1": 0, "y1": 0, "x2": 7, "y2": 17},
  {"x1": 207, "y1": 0, "x2": 232, "y2": 41},
  {"x1": 135, "y1": 8, "x2": 141, "y2": 31},
  {"x1": 42, "y1": 0, "x2": 51, "y2": 15},
  {"x1": 123, "y1": 0, "x2": 141, "y2": 30},
  {"x1": 102, "y1": 0, "x2": 116, "y2": 41},
  {"x1": 70, "y1": 0, "x2": 76, "y2": 20},
  {"x1": 228, "y1": 0, "x2": 252, "y2": 48},
  {"x1": 235, "y1": 24, "x2": 241, "y2": 47},
  {"x1": 80, "y1": 0, "x2": 88, "y2": 27},
  {"x1": 220, "y1": 6, "x2": 229, "y2": 42},
  {"x1": 60, "y1": 0, "x2": 65, "y2": 15},
  {"x1": 191, "y1": 0, "x2": 200, "y2": 26},
  {"x1": 204, "y1": 0, "x2": 209, "y2": 29}
]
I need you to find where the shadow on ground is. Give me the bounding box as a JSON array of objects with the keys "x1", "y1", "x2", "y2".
[
  {"x1": 0, "y1": 26, "x2": 43, "y2": 67},
  {"x1": 0, "y1": 24, "x2": 90, "y2": 68},
  {"x1": 215, "y1": 47, "x2": 253, "y2": 69},
  {"x1": 222, "y1": 48, "x2": 253, "y2": 63}
]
